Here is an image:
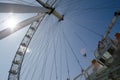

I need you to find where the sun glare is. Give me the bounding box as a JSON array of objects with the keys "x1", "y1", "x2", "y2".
[
  {"x1": 5, "y1": 15, "x2": 18, "y2": 30},
  {"x1": 26, "y1": 48, "x2": 31, "y2": 53}
]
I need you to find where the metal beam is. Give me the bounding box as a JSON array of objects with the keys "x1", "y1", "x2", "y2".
[
  {"x1": 0, "y1": 3, "x2": 46, "y2": 13},
  {"x1": 36, "y1": 0, "x2": 64, "y2": 21},
  {"x1": 0, "y1": 13, "x2": 45, "y2": 40}
]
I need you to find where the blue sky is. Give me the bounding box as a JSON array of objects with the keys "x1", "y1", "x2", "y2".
[{"x1": 0, "y1": 0, "x2": 120, "y2": 80}]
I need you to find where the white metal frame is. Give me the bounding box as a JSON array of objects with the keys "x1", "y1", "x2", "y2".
[{"x1": 6, "y1": 0, "x2": 64, "y2": 80}]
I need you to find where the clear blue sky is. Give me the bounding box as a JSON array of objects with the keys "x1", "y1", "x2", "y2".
[{"x1": 0, "y1": 0, "x2": 120, "y2": 80}]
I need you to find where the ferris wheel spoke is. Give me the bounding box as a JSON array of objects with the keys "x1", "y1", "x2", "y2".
[
  {"x1": 32, "y1": 43, "x2": 49, "y2": 80},
  {"x1": 64, "y1": 37, "x2": 71, "y2": 79},
  {"x1": 57, "y1": 0, "x2": 79, "y2": 16},
  {"x1": 79, "y1": 7, "x2": 119, "y2": 16},
  {"x1": 74, "y1": 32, "x2": 88, "y2": 48},
  {"x1": 53, "y1": 26, "x2": 62, "y2": 80},
  {"x1": 53, "y1": 0, "x2": 62, "y2": 8},
  {"x1": 8, "y1": 13, "x2": 46, "y2": 80},
  {"x1": 23, "y1": 37, "x2": 49, "y2": 80},
  {"x1": 50, "y1": 55, "x2": 55, "y2": 80},
  {"x1": 62, "y1": 30, "x2": 83, "y2": 71},
  {"x1": 62, "y1": 0, "x2": 118, "y2": 17},
  {"x1": 27, "y1": 41, "x2": 48, "y2": 80},
  {"x1": 20, "y1": 22, "x2": 49, "y2": 77},
  {"x1": 22, "y1": 16, "x2": 56, "y2": 79},
  {"x1": 61, "y1": 25, "x2": 83, "y2": 80},
  {"x1": 58, "y1": 24, "x2": 63, "y2": 80},
  {"x1": 39, "y1": 44, "x2": 50, "y2": 80},
  {"x1": 54, "y1": 51, "x2": 58, "y2": 80},
  {"x1": 46, "y1": 0, "x2": 57, "y2": 6},
  {"x1": 74, "y1": 32, "x2": 95, "y2": 58},
  {"x1": 48, "y1": 22, "x2": 61, "y2": 80},
  {"x1": 37, "y1": 15, "x2": 59, "y2": 79},
  {"x1": 69, "y1": 18, "x2": 103, "y2": 37},
  {"x1": 39, "y1": 26, "x2": 58, "y2": 80},
  {"x1": 21, "y1": 25, "x2": 45, "y2": 77}
]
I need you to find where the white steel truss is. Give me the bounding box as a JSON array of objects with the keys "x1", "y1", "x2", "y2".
[{"x1": 8, "y1": 0, "x2": 64, "y2": 80}]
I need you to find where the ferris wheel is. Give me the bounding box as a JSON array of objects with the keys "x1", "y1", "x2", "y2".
[{"x1": 0, "y1": 0, "x2": 120, "y2": 80}]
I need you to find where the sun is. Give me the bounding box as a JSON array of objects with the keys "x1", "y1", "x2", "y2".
[{"x1": 5, "y1": 15, "x2": 18, "y2": 30}]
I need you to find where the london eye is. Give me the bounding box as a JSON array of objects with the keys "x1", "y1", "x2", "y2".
[{"x1": 0, "y1": 0, "x2": 120, "y2": 80}]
